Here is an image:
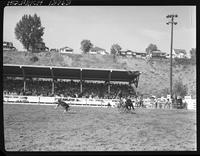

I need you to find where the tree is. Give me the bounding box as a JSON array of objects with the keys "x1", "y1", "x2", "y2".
[
  {"x1": 110, "y1": 44, "x2": 122, "y2": 56},
  {"x1": 110, "y1": 44, "x2": 122, "y2": 62},
  {"x1": 161, "y1": 87, "x2": 170, "y2": 97},
  {"x1": 80, "y1": 40, "x2": 93, "y2": 53},
  {"x1": 15, "y1": 14, "x2": 44, "y2": 52},
  {"x1": 145, "y1": 43, "x2": 158, "y2": 55},
  {"x1": 190, "y1": 48, "x2": 196, "y2": 63},
  {"x1": 173, "y1": 80, "x2": 188, "y2": 98}
]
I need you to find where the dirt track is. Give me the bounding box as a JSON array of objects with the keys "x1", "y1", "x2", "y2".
[{"x1": 3, "y1": 104, "x2": 196, "y2": 151}]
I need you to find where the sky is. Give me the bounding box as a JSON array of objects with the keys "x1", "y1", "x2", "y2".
[{"x1": 3, "y1": 6, "x2": 196, "y2": 54}]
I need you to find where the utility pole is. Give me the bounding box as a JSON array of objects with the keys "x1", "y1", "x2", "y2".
[{"x1": 166, "y1": 14, "x2": 178, "y2": 104}]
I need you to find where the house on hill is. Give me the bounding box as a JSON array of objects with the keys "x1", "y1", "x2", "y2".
[
  {"x1": 119, "y1": 50, "x2": 135, "y2": 57},
  {"x1": 90, "y1": 46, "x2": 107, "y2": 55},
  {"x1": 173, "y1": 49, "x2": 187, "y2": 59},
  {"x1": 134, "y1": 51, "x2": 146, "y2": 58},
  {"x1": 165, "y1": 49, "x2": 187, "y2": 59},
  {"x1": 151, "y1": 50, "x2": 166, "y2": 59},
  {"x1": 165, "y1": 53, "x2": 176, "y2": 59},
  {"x1": 119, "y1": 50, "x2": 126, "y2": 57},
  {"x1": 119, "y1": 50, "x2": 146, "y2": 58},
  {"x1": 3, "y1": 41, "x2": 17, "y2": 51},
  {"x1": 125, "y1": 50, "x2": 135, "y2": 57},
  {"x1": 60, "y1": 46, "x2": 73, "y2": 54},
  {"x1": 50, "y1": 48, "x2": 59, "y2": 52}
]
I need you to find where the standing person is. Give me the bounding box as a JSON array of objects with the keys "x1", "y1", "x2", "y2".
[
  {"x1": 159, "y1": 98, "x2": 163, "y2": 109},
  {"x1": 169, "y1": 98, "x2": 172, "y2": 109},
  {"x1": 154, "y1": 98, "x2": 158, "y2": 109},
  {"x1": 165, "y1": 99, "x2": 170, "y2": 109},
  {"x1": 107, "y1": 102, "x2": 111, "y2": 108},
  {"x1": 139, "y1": 95, "x2": 144, "y2": 108}
]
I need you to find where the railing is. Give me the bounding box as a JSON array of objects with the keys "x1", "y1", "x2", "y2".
[
  {"x1": 3, "y1": 94, "x2": 119, "y2": 108},
  {"x1": 3, "y1": 94, "x2": 196, "y2": 110}
]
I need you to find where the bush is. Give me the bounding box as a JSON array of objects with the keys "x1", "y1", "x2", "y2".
[
  {"x1": 173, "y1": 80, "x2": 188, "y2": 98},
  {"x1": 3, "y1": 56, "x2": 12, "y2": 64},
  {"x1": 174, "y1": 58, "x2": 191, "y2": 65}
]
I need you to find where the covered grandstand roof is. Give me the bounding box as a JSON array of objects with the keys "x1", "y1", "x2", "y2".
[{"x1": 3, "y1": 64, "x2": 141, "y2": 82}]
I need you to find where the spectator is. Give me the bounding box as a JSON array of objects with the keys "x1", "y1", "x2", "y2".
[
  {"x1": 139, "y1": 95, "x2": 144, "y2": 107},
  {"x1": 3, "y1": 78, "x2": 135, "y2": 99},
  {"x1": 164, "y1": 99, "x2": 170, "y2": 109},
  {"x1": 154, "y1": 98, "x2": 158, "y2": 109}
]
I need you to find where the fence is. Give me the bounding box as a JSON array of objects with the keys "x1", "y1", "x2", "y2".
[
  {"x1": 3, "y1": 95, "x2": 119, "y2": 108},
  {"x1": 184, "y1": 99, "x2": 196, "y2": 110},
  {"x1": 3, "y1": 94, "x2": 196, "y2": 110}
]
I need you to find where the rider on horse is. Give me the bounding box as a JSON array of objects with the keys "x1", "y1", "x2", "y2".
[
  {"x1": 116, "y1": 90, "x2": 135, "y2": 111},
  {"x1": 125, "y1": 96, "x2": 135, "y2": 110},
  {"x1": 116, "y1": 69, "x2": 140, "y2": 111},
  {"x1": 55, "y1": 98, "x2": 70, "y2": 113}
]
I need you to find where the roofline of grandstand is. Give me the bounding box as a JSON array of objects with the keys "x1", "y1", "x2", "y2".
[
  {"x1": 3, "y1": 64, "x2": 136, "y2": 72},
  {"x1": 3, "y1": 64, "x2": 141, "y2": 85}
]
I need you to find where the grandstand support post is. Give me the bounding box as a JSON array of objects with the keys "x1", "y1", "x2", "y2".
[
  {"x1": 50, "y1": 67, "x2": 54, "y2": 95},
  {"x1": 23, "y1": 77, "x2": 26, "y2": 92},
  {"x1": 21, "y1": 66, "x2": 26, "y2": 92},
  {"x1": 108, "y1": 71, "x2": 111, "y2": 94},
  {"x1": 52, "y1": 80, "x2": 55, "y2": 95},
  {"x1": 80, "y1": 69, "x2": 83, "y2": 93}
]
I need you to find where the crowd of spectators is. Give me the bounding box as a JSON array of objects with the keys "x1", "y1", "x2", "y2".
[
  {"x1": 3, "y1": 79, "x2": 24, "y2": 96},
  {"x1": 3, "y1": 78, "x2": 134, "y2": 99},
  {"x1": 4, "y1": 78, "x2": 186, "y2": 109}
]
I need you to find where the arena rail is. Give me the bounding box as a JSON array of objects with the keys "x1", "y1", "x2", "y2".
[
  {"x1": 3, "y1": 95, "x2": 119, "y2": 108},
  {"x1": 3, "y1": 94, "x2": 196, "y2": 110}
]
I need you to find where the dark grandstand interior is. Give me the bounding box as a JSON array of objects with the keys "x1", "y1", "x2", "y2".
[{"x1": 3, "y1": 64, "x2": 141, "y2": 99}]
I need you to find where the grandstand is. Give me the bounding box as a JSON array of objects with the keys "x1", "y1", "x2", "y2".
[{"x1": 3, "y1": 64, "x2": 141, "y2": 106}]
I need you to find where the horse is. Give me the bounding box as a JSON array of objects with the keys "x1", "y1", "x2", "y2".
[
  {"x1": 117, "y1": 97, "x2": 135, "y2": 113},
  {"x1": 55, "y1": 98, "x2": 70, "y2": 113},
  {"x1": 125, "y1": 98, "x2": 135, "y2": 110}
]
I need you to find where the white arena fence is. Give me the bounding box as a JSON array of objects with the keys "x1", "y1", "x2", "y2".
[
  {"x1": 183, "y1": 97, "x2": 196, "y2": 110},
  {"x1": 3, "y1": 95, "x2": 119, "y2": 108},
  {"x1": 3, "y1": 94, "x2": 196, "y2": 110}
]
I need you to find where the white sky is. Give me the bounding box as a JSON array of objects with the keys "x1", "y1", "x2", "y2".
[{"x1": 3, "y1": 6, "x2": 196, "y2": 54}]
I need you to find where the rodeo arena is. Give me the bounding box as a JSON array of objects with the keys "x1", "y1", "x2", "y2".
[{"x1": 3, "y1": 64, "x2": 197, "y2": 151}]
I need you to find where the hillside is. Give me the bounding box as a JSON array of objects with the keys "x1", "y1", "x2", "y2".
[{"x1": 3, "y1": 50, "x2": 196, "y2": 98}]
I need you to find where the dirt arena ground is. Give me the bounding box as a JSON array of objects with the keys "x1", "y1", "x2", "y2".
[{"x1": 3, "y1": 104, "x2": 196, "y2": 151}]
